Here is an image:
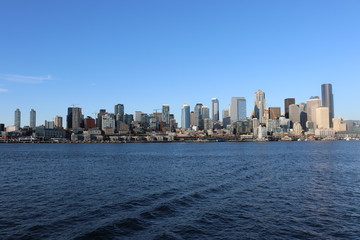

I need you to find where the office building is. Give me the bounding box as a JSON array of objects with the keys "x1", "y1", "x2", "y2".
[
  {"x1": 181, "y1": 104, "x2": 191, "y2": 129},
  {"x1": 316, "y1": 107, "x2": 330, "y2": 129},
  {"x1": 97, "y1": 109, "x2": 106, "y2": 129},
  {"x1": 254, "y1": 90, "x2": 266, "y2": 123},
  {"x1": 284, "y1": 98, "x2": 295, "y2": 119},
  {"x1": 72, "y1": 107, "x2": 82, "y2": 129},
  {"x1": 269, "y1": 107, "x2": 281, "y2": 120},
  {"x1": 306, "y1": 96, "x2": 321, "y2": 127},
  {"x1": 321, "y1": 83, "x2": 334, "y2": 127},
  {"x1": 102, "y1": 113, "x2": 116, "y2": 130},
  {"x1": 202, "y1": 106, "x2": 210, "y2": 119},
  {"x1": 333, "y1": 118, "x2": 347, "y2": 132},
  {"x1": 30, "y1": 109, "x2": 36, "y2": 128},
  {"x1": 230, "y1": 97, "x2": 247, "y2": 122},
  {"x1": 190, "y1": 111, "x2": 195, "y2": 127},
  {"x1": 84, "y1": 117, "x2": 96, "y2": 130},
  {"x1": 14, "y1": 109, "x2": 21, "y2": 128},
  {"x1": 54, "y1": 115, "x2": 63, "y2": 128},
  {"x1": 45, "y1": 120, "x2": 55, "y2": 129},
  {"x1": 194, "y1": 104, "x2": 203, "y2": 127},
  {"x1": 211, "y1": 98, "x2": 219, "y2": 123},
  {"x1": 162, "y1": 104, "x2": 170, "y2": 125}
]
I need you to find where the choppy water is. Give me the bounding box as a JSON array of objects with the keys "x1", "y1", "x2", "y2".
[{"x1": 1, "y1": 142, "x2": 360, "y2": 239}]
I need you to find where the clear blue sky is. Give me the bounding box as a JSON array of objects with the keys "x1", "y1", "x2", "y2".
[{"x1": 1, "y1": 0, "x2": 360, "y2": 127}]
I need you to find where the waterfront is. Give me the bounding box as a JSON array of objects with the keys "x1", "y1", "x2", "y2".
[{"x1": 1, "y1": 142, "x2": 360, "y2": 239}]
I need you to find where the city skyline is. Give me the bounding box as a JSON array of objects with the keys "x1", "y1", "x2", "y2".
[
  {"x1": 0, "y1": 82, "x2": 356, "y2": 128},
  {"x1": 1, "y1": 1, "x2": 360, "y2": 125}
]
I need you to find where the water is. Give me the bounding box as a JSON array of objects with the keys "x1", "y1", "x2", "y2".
[{"x1": 1, "y1": 142, "x2": 360, "y2": 240}]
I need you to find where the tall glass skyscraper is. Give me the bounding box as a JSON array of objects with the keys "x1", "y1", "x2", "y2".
[
  {"x1": 114, "y1": 104, "x2": 124, "y2": 122},
  {"x1": 230, "y1": 97, "x2": 247, "y2": 122},
  {"x1": 30, "y1": 109, "x2": 36, "y2": 128},
  {"x1": 211, "y1": 98, "x2": 219, "y2": 123},
  {"x1": 321, "y1": 83, "x2": 334, "y2": 127},
  {"x1": 181, "y1": 104, "x2": 190, "y2": 129},
  {"x1": 14, "y1": 108, "x2": 21, "y2": 128},
  {"x1": 254, "y1": 89, "x2": 266, "y2": 123},
  {"x1": 162, "y1": 104, "x2": 170, "y2": 125},
  {"x1": 194, "y1": 103, "x2": 203, "y2": 127}
]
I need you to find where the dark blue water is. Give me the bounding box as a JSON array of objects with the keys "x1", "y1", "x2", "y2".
[{"x1": 1, "y1": 142, "x2": 360, "y2": 240}]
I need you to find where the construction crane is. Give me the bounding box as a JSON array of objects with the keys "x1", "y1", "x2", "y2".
[{"x1": 71, "y1": 104, "x2": 79, "y2": 107}]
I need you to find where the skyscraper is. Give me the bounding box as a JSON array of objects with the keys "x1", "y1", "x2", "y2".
[
  {"x1": 202, "y1": 106, "x2": 210, "y2": 119},
  {"x1": 316, "y1": 107, "x2": 330, "y2": 129},
  {"x1": 268, "y1": 107, "x2": 281, "y2": 120},
  {"x1": 284, "y1": 98, "x2": 295, "y2": 119},
  {"x1": 181, "y1": 104, "x2": 190, "y2": 129},
  {"x1": 162, "y1": 104, "x2": 170, "y2": 125},
  {"x1": 194, "y1": 103, "x2": 203, "y2": 127},
  {"x1": 211, "y1": 98, "x2": 219, "y2": 123},
  {"x1": 306, "y1": 96, "x2": 321, "y2": 126},
  {"x1": 30, "y1": 109, "x2": 36, "y2": 128},
  {"x1": 321, "y1": 83, "x2": 334, "y2": 127},
  {"x1": 114, "y1": 104, "x2": 124, "y2": 122},
  {"x1": 230, "y1": 97, "x2": 247, "y2": 122},
  {"x1": 14, "y1": 108, "x2": 21, "y2": 129},
  {"x1": 67, "y1": 107, "x2": 73, "y2": 129},
  {"x1": 72, "y1": 107, "x2": 82, "y2": 129},
  {"x1": 254, "y1": 90, "x2": 266, "y2": 123}
]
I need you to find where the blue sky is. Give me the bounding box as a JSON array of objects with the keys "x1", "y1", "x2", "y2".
[{"x1": 1, "y1": 0, "x2": 360, "y2": 127}]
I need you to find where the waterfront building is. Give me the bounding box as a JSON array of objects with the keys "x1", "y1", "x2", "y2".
[
  {"x1": 284, "y1": 98, "x2": 295, "y2": 119},
  {"x1": 211, "y1": 98, "x2": 219, "y2": 123},
  {"x1": 269, "y1": 107, "x2": 281, "y2": 120},
  {"x1": 30, "y1": 109, "x2": 36, "y2": 128},
  {"x1": 14, "y1": 108, "x2": 21, "y2": 128},
  {"x1": 230, "y1": 97, "x2": 247, "y2": 122},
  {"x1": 333, "y1": 118, "x2": 347, "y2": 132},
  {"x1": 194, "y1": 103, "x2": 203, "y2": 127},
  {"x1": 306, "y1": 96, "x2": 321, "y2": 127},
  {"x1": 316, "y1": 107, "x2": 330, "y2": 129},
  {"x1": 254, "y1": 90, "x2": 266, "y2": 123},
  {"x1": 72, "y1": 107, "x2": 83, "y2": 130},
  {"x1": 266, "y1": 119, "x2": 281, "y2": 134},
  {"x1": 181, "y1": 104, "x2": 191, "y2": 129},
  {"x1": 162, "y1": 104, "x2": 170, "y2": 125},
  {"x1": 54, "y1": 115, "x2": 63, "y2": 128},
  {"x1": 293, "y1": 122, "x2": 303, "y2": 135},
  {"x1": 45, "y1": 120, "x2": 55, "y2": 129},
  {"x1": 321, "y1": 83, "x2": 334, "y2": 127}
]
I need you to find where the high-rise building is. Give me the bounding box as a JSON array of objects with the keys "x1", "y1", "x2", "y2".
[
  {"x1": 194, "y1": 104, "x2": 203, "y2": 127},
  {"x1": 181, "y1": 104, "x2": 191, "y2": 129},
  {"x1": 162, "y1": 104, "x2": 170, "y2": 125},
  {"x1": 211, "y1": 98, "x2": 219, "y2": 123},
  {"x1": 54, "y1": 115, "x2": 63, "y2": 128},
  {"x1": 289, "y1": 103, "x2": 307, "y2": 130},
  {"x1": 316, "y1": 107, "x2": 330, "y2": 129},
  {"x1": 202, "y1": 106, "x2": 210, "y2": 119},
  {"x1": 321, "y1": 83, "x2": 334, "y2": 127},
  {"x1": 284, "y1": 98, "x2": 295, "y2": 119},
  {"x1": 268, "y1": 107, "x2": 281, "y2": 120},
  {"x1": 190, "y1": 111, "x2": 195, "y2": 127},
  {"x1": 114, "y1": 104, "x2": 124, "y2": 121},
  {"x1": 97, "y1": 109, "x2": 106, "y2": 129},
  {"x1": 67, "y1": 107, "x2": 73, "y2": 129},
  {"x1": 72, "y1": 107, "x2": 82, "y2": 129},
  {"x1": 254, "y1": 90, "x2": 266, "y2": 123},
  {"x1": 14, "y1": 108, "x2": 21, "y2": 128},
  {"x1": 306, "y1": 96, "x2": 321, "y2": 127},
  {"x1": 135, "y1": 111, "x2": 143, "y2": 122},
  {"x1": 230, "y1": 97, "x2": 247, "y2": 122},
  {"x1": 30, "y1": 109, "x2": 36, "y2": 128}
]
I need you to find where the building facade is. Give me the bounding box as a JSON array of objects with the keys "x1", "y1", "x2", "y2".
[{"x1": 230, "y1": 97, "x2": 247, "y2": 122}]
